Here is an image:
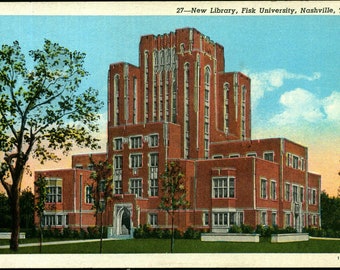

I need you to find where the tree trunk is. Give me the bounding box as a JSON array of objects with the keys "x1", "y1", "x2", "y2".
[
  {"x1": 171, "y1": 214, "x2": 174, "y2": 253},
  {"x1": 100, "y1": 211, "x2": 103, "y2": 253},
  {"x1": 10, "y1": 187, "x2": 20, "y2": 251}
]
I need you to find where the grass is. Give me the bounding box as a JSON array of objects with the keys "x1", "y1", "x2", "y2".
[{"x1": 1, "y1": 238, "x2": 340, "y2": 254}]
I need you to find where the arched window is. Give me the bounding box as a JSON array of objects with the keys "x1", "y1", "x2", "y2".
[{"x1": 114, "y1": 74, "x2": 120, "y2": 126}]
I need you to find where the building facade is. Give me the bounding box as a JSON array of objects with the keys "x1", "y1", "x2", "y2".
[{"x1": 35, "y1": 28, "x2": 321, "y2": 236}]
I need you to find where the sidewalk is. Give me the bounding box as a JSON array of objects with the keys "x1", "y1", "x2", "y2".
[{"x1": 0, "y1": 238, "x2": 117, "y2": 249}]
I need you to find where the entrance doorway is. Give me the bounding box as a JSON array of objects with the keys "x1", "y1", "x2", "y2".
[{"x1": 113, "y1": 204, "x2": 133, "y2": 237}]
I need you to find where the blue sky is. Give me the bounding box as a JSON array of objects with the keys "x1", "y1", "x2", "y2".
[{"x1": 0, "y1": 13, "x2": 339, "y2": 195}]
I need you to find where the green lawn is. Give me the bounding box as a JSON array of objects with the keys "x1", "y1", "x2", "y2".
[{"x1": 1, "y1": 238, "x2": 340, "y2": 254}]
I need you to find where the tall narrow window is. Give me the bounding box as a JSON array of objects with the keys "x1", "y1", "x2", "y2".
[
  {"x1": 159, "y1": 71, "x2": 163, "y2": 121},
  {"x1": 260, "y1": 178, "x2": 267, "y2": 199},
  {"x1": 114, "y1": 74, "x2": 120, "y2": 126},
  {"x1": 144, "y1": 51, "x2": 149, "y2": 123},
  {"x1": 133, "y1": 77, "x2": 138, "y2": 124},
  {"x1": 285, "y1": 183, "x2": 291, "y2": 201},
  {"x1": 85, "y1": 185, "x2": 93, "y2": 204},
  {"x1": 270, "y1": 180, "x2": 277, "y2": 200},
  {"x1": 293, "y1": 185, "x2": 298, "y2": 202},
  {"x1": 204, "y1": 66, "x2": 210, "y2": 159},
  {"x1": 114, "y1": 155, "x2": 123, "y2": 194},
  {"x1": 241, "y1": 85, "x2": 246, "y2": 140},
  {"x1": 130, "y1": 178, "x2": 142, "y2": 197},
  {"x1": 149, "y1": 153, "x2": 159, "y2": 196},
  {"x1": 184, "y1": 63, "x2": 190, "y2": 158},
  {"x1": 224, "y1": 83, "x2": 230, "y2": 134},
  {"x1": 172, "y1": 69, "x2": 177, "y2": 123}
]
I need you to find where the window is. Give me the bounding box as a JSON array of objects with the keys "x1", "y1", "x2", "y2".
[
  {"x1": 130, "y1": 136, "x2": 142, "y2": 149},
  {"x1": 270, "y1": 181, "x2": 277, "y2": 200},
  {"x1": 99, "y1": 180, "x2": 106, "y2": 193},
  {"x1": 213, "y1": 212, "x2": 228, "y2": 226},
  {"x1": 292, "y1": 155, "x2": 299, "y2": 169},
  {"x1": 300, "y1": 186, "x2": 304, "y2": 202},
  {"x1": 130, "y1": 154, "x2": 142, "y2": 168},
  {"x1": 311, "y1": 189, "x2": 317, "y2": 205},
  {"x1": 114, "y1": 156, "x2": 123, "y2": 194},
  {"x1": 285, "y1": 183, "x2": 291, "y2": 201},
  {"x1": 224, "y1": 82, "x2": 229, "y2": 133},
  {"x1": 114, "y1": 138, "x2": 123, "y2": 150},
  {"x1": 287, "y1": 153, "x2": 292, "y2": 167},
  {"x1": 46, "y1": 178, "x2": 62, "y2": 203},
  {"x1": 149, "y1": 213, "x2": 158, "y2": 226},
  {"x1": 113, "y1": 74, "x2": 120, "y2": 126},
  {"x1": 246, "y1": 152, "x2": 257, "y2": 157},
  {"x1": 272, "y1": 212, "x2": 277, "y2": 226},
  {"x1": 261, "y1": 211, "x2": 267, "y2": 225},
  {"x1": 203, "y1": 212, "x2": 209, "y2": 226},
  {"x1": 212, "y1": 211, "x2": 243, "y2": 227},
  {"x1": 285, "y1": 213, "x2": 291, "y2": 227},
  {"x1": 263, "y1": 152, "x2": 274, "y2": 162},
  {"x1": 260, "y1": 178, "x2": 267, "y2": 199},
  {"x1": 212, "y1": 177, "x2": 235, "y2": 198},
  {"x1": 85, "y1": 185, "x2": 93, "y2": 204},
  {"x1": 130, "y1": 178, "x2": 142, "y2": 197},
  {"x1": 149, "y1": 134, "x2": 159, "y2": 147},
  {"x1": 229, "y1": 154, "x2": 240, "y2": 158},
  {"x1": 212, "y1": 155, "x2": 223, "y2": 159},
  {"x1": 42, "y1": 215, "x2": 64, "y2": 227},
  {"x1": 293, "y1": 185, "x2": 298, "y2": 202},
  {"x1": 149, "y1": 153, "x2": 159, "y2": 196}
]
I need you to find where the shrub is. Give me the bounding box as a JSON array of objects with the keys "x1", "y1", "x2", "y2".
[
  {"x1": 228, "y1": 225, "x2": 242, "y2": 233},
  {"x1": 87, "y1": 226, "x2": 100, "y2": 239},
  {"x1": 174, "y1": 229, "x2": 183, "y2": 239},
  {"x1": 240, "y1": 224, "x2": 254, "y2": 234},
  {"x1": 183, "y1": 227, "x2": 201, "y2": 239}
]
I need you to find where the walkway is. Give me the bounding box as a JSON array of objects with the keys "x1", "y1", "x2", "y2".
[{"x1": 0, "y1": 238, "x2": 118, "y2": 249}]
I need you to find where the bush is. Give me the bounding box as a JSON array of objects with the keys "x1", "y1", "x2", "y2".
[
  {"x1": 87, "y1": 226, "x2": 100, "y2": 239},
  {"x1": 240, "y1": 224, "x2": 254, "y2": 234},
  {"x1": 228, "y1": 225, "x2": 242, "y2": 233},
  {"x1": 183, "y1": 227, "x2": 201, "y2": 239},
  {"x1": 133, "y1": 224, "x2": 152, "y2": 239}
]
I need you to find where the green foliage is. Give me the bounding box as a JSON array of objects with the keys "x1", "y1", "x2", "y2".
[
  {"x1": 19, "y1": 187, "x2": 35, "y2": 229},
  {"x1": 88, "y1": 155, "x2": 113, "y2": 215},
  {"x1": 34, "y1": 174, "x2": 47, "y2": 217},
  {"x1": 159, "y1": 161, "x2": 190, "y2": 214},
  {"x1": 0, "y1": 39, "x2": 103, "y2": 250},
  {"x1": 0, "y1": 192, "x2": 11, "y2": 228},
  {"x1": 133, "y1": 225, "x2": 202, "y2": 240},
  {"x1": 320, "y1": 191, "x2": 340, "y2": 231}
]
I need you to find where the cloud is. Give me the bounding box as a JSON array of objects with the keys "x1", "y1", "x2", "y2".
[
  {"x1": 243, "y1": 68, "x2": 321, "y2": 108},
  {"x1": 269, "y1": 88, "x2": 324, "y2": 125},
  {"x1": 323, "y1": 91, "x2": 340, "y2": 121},
  {"x1": 269, "y1": 88, "x2": 340, "y2": 126}
]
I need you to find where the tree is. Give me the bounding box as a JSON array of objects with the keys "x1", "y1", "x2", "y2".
[
  {"x1": 0, "y1": 192, "x2": 11, "y2": 228},
  {"x1": 89, "y1": 154, "x2": 113, "y2": 253},
  {"x1": 159, "y1": 161, "x2": 189, "y2": 253},
  {"x1": 19, "y1": 187, "x2": 35, "y2": 230},
  {"x1": 320, "y1": 190, "x2": 340, "y2": 232},
  {"x1": 34, "y1": 174, "x2": 47, "y2": 253},
  {"x1": 0, "y1": 40, "x2": 103, "y2": 251}
]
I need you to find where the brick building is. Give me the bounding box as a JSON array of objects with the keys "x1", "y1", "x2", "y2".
[{"x1": 34, "y1": 27, "x2": 321, "y2": 236}]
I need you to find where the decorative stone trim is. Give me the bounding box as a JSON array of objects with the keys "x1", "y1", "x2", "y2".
[
  {"x1": 271, "y1": 233, "x2": 309, "y2": 243},
  {"x1": 0, "y1": 232, "x2": 26, "y2": 239},
  {"x1": 201, "y1": 233, "x2": 260, "y2": 242}
]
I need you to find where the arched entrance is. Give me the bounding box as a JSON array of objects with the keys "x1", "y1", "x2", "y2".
[{"x1": 113, "y1": 204, "x2": 133, "y2": 237}]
